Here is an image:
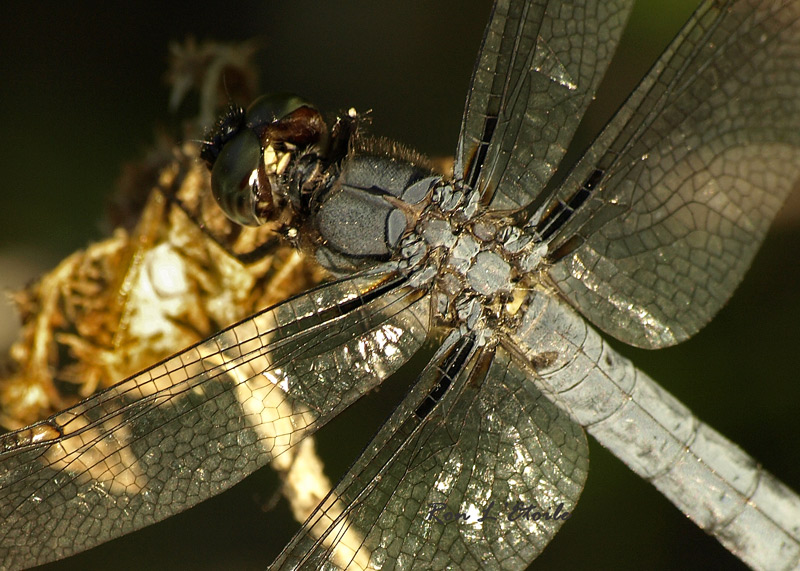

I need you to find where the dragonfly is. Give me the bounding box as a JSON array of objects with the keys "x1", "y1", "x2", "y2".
[{"x1": 1, "y1": 4, "x2": 792, "y2": 571}]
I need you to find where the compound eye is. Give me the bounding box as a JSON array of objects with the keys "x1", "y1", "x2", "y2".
[
  {"x1": 205, "y1": 92, "x2": 325, "y2": 226},
  {"x1": 246, "y1": 93, "x2": 312, "y2": 127},
  {"x1": 210, "y1": 128, "x2": 271, "y2": 226}
]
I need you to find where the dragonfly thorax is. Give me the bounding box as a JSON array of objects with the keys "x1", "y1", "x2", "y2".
[
  {"x1": 312, "y1": 151, "x2": 440, "y2": 272},
  {"x1": 398, "y1": 186, "x2": 534, "y2": 333}
]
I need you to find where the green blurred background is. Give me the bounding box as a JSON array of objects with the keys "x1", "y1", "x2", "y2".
[{"x1": 1, "y1": 1, "x2": 798, "y2": 570}]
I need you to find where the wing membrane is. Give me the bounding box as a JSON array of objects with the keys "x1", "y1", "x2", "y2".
[
  {"x1": 544, "y1": 0, "x2": 800, "y2": 347},
  {"x1": 272, "y1": 334, "x2": 588, "y2": 570},
  {"x1": 0, "y1": 270, "x2": 431, "y2": 569},
  {"x1": 455, "y1": 0, "x2": 635, "y2": 210}
]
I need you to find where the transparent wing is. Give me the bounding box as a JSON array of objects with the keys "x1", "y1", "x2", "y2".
[
  {"x1": 542, "y1": 0, "x2": 800, "y2": 348},
  {"x1": 271, "y1": 334, "x2": 588, "y2": 570},
  {"x1": 455, "y1": 0, "x2": 635, "y2": 210},
  {"x1": 0, "y1": 270, "x2": 431, "y2": 570}
]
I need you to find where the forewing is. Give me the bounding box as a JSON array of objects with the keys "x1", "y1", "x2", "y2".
[
  {"x1": 0, "y1": 270, "x2": 431, "y2": 569},
  {"x1": 455, "y1": 0, "x2": 635, "y2": 210},
  {"x1": 544, "y1": 0, "x2": 800, "y2": 348},
  {"x1": 271, "y1": 335, "x2": 588, "y2": 570}
]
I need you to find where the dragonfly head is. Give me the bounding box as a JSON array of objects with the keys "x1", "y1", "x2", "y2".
[{"x1": 200, "y1": 93, "x2": 328, "y2": 226}]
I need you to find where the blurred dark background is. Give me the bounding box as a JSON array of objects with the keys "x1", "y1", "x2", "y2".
[{"x1": 1, "y1": 1, "x2": 798, "y2": 570}]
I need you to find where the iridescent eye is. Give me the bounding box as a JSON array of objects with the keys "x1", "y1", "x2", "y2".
[
  {"x1": 245, "y1": 93, "x2": 313, "y2": 132},
  {"x1": 209, "y1": 128, "x2": 267, "y2": 226},
  {"x1": 203, "y1": 93, "x2": 326, "y2": 227}
]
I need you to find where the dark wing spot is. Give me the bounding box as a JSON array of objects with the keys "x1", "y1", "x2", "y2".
[{"x1": 530, "y1": 351, "x2": 559, "y2": 371}]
